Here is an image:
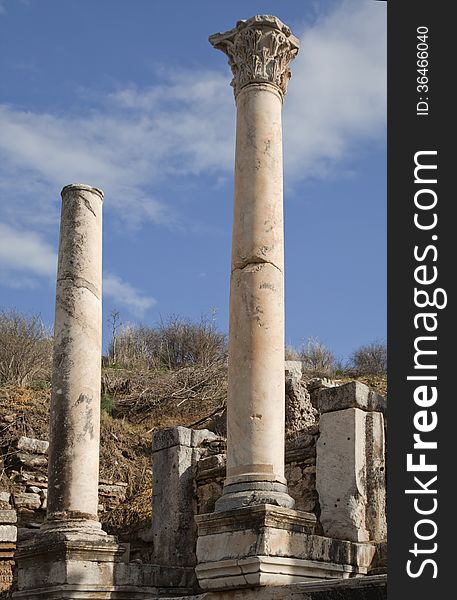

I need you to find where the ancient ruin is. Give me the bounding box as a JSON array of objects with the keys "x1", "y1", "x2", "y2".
[{"x1": 1, "y1": 14, "x2": 387, "y2": 600}]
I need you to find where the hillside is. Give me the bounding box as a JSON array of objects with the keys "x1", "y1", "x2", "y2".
[{"x1": 0, "y1": 366, "x2": 386, "y2": 540}]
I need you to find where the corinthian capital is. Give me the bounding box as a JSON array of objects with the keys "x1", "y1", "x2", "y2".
[{"x1": 209, "y1": 15, "x2": 300, "y2": 101}]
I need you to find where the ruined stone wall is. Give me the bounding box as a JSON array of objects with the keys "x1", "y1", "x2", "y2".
[
  {"x1": 196, "y1": 427, "x2": 320, "y2": 519},
  {"x1": 0, "y1": 436, "x2": 128, "y2": 598}
]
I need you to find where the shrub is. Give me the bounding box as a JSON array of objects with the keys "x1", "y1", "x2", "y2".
[
  {"x1": 349, "y1": 341, "x2": 387, "y2": 376},
  {"x1": 108, "y1": 314, "x2": 228, "y2": 370},
  {"x1": 285, "y1": 345, "x2": 301, "y2": 361},
  {"x1": 299, "y1": 337, "x2": 335, "y2": 377},
  {"x1": 0, "y1": 310, "x2": 52, "y2": 386},
  {"x1": 101, "y1": 393, "x2": 115, "y2": 414}
]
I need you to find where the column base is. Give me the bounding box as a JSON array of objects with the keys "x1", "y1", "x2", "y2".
[
  {"x1": 214, "y1": 480, "x2": 295, "y2": 512},
  {"x1": 13, "y1": 523, "x2": 196, "y2": 599},
  {"x1": 13, "y1": 523, "x2": 129, "y2": 599},
  {"x1": 196, "y1": 504, "x2": 376, "y2": 591}
]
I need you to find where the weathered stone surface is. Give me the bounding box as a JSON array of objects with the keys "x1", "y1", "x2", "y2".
[
  {"x1": 0, "y1": 491, "x2": 10, "y2": 505},
  {"x1": 286, "y1": 464, "x2": 317, "y2": 513},
  {"x1": 98, "y1": 483, "x2": 128, "y2": 498},
  {"x1": 11, "y1": 453, "x2": 47, "y2": 470},
  {"x1": 285, "y1": 377, "x2": 318, "y2": 434},
  {"x1": 15, "y1": 436, "x2": 49, "y2": 455},
  {"x1": 210, "y1": 17, "x2": 299, "y2": 513},
  {"x1": 317, "y1": 381, "x2": 386, "y2": 415},
  {"x1": 196, "y1": 505, "x2": 374, "y2": 590},
  {"x1": 197, "y1": 454, "x2": 227, "y2": 476},
  {"x1": 0, "y1": 525, "x2": 17, "y2": 542},
  {"x1": 152, "y1": 426, "x2": 192, "y2": 452},
  {"x1": 0, "y1": 510, "x2": 17, "y2": 524},
  {"x1": 285, "y1": 360, "x2": 303, "y2": 380},
  {"x1": 13, "y1": 530, "x2": 133, "y2": 598},
  {"x1": 192, "y1": 429, "x2": 222, "y2": 449},
  {"x1": 46, "y1": 183, "x2": 104, "y2": 524},
  {"x1": 209, "y1": 15, "x2": 299, "y2": 99},
  {"x1": 13, "y1": 492, "x2": 42, "y2": 511},
  {"x1": 316, "y1": 408, "x2": 386, "y2": 542},
  {"x1": 152, "y1": 427, "x2": 199, "y2": 579},
  {"x1": 198, "y1": 481, "x2": 224, "y2": 515},
  {"x1": 160, "y1": 574, "x2": 387, "y2": 599},
  {"x1": 0, "y1": 560, "x2": 14, "y2": 593}
]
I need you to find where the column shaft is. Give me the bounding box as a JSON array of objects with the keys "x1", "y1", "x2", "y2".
[
  {"x1": 47, "y1": 183, "x2": 104, "y2": 525},
  {"x1": 226, "y1": 85, "x2": 285, "y2": 483}
]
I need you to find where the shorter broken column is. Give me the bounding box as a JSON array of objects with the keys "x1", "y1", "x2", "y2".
[
  {"x1": 316, "y1": 381, "x2": 387, "y2": 543},
  {"x1": 13, "y1": 185, "x2": 127, "y2": 600},
  {"x1": 47, "y1": 184, "x2": 105, "y2": 529}
]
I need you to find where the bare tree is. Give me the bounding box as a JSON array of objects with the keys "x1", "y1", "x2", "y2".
[
  {"x1": 299, "y1": 337, "x2": 335, "y2": 377},
  {"x1": 349, "y1": 341, "x2": 387, "y2": 376},
  {"x1": 108, "y1": 309, "x2": 121, "y2": 366},
  {"x1": 0, "y1": 310, "x2": 52, "y2": 386}
]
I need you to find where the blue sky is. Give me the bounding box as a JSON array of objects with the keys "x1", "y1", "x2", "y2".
[{"x1": 0, "y1": 0, "x2": 386, "y2": 360}]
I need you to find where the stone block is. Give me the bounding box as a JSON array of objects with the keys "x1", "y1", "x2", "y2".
[
  {"x1": 285, "y1": 361, "x2": 303, "y2": 380},
  {"x1": 152, "y1": 427, "x2": 199, "y2": 572},
  {"x1": 13, "y1": 530, "x2": 136, "y2": 598},
  {"x1": 15, "y1": 436, "x2": 49, "y2": 455},
  {"x1": 0, "y1": 560, "x2": 14, "y2": 593},
  {"x1": 197, "y1": 454, "x2": 226, "y2": 476},
  {"x1": 316, "y1": 408, "x2": 386, "y2": 542},
  {"x1": 11, "y1": 453, "x2": 48, "y2": 470},
  {"x1": 191, "y1": 429, "x2": 221, "y2": 448},
  {"x1": 0, "y1": 510, "x2": 17, "y2": 524},
  {"x1": 169, "y1": 574, "x2": 387, "y2": 599},
  {"x1": 196, "y1": 505, "x2": 374, "y2": 591},
  {"x1": 98, "y1": 483, "x2": 128, "y2": 498},
  {"x1": 317, "y1": 381, "x2": 386, "y2": 415},
  {"x1": 152, "y1": 426, "x2": 192, "y2": 452},
  {"x1": 0, "y1": 491, "x2": 10, "y2": 504},
  {"x1": 285, "y1": 377, "x2": 318, "y2": 433},
  {"x1": 13, "y1": 492, "x2": 42, "y2": 510},
  {"x1": 198, "y1": 481, "x2": 224, "y2": 515},
  {"x1": 0, "y1": 525, "x2": 17, "y2": 542}
]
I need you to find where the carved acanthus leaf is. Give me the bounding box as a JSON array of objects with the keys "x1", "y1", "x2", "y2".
[{"x1": 209, "y1": 15, "x2": 300, "y2": 100}]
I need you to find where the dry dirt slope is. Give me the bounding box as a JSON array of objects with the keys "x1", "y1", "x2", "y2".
[{"x1": 0, "y1": 368, "x2": 386, "y2": 536}]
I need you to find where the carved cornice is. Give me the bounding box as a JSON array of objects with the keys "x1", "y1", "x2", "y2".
[{"x1": 209, "y1": 15, "x2": 300, "y2": 101}]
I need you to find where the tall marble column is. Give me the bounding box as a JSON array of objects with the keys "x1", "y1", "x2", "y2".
[
  {"x1": 46, "y1": 183, "x2": 105, "y2": 533},
  {"x1": 210, "y1": 15, "x2": 299, "y2": 511}
]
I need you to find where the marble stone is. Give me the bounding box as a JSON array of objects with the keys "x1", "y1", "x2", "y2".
[{"x1": 210, "y1": 15, "x2": 299, "y2": 512}]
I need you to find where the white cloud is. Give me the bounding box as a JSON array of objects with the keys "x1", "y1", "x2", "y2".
[
  {"x1": 284, "y1": 0, "x2": 386, "y2": 178},
  {"x1": 0, "y1": 69, "x2": 234, "y2": 231},
  {"x1": 0, "y1": 1, "x2": 385, "y2": 235},
  {"x1": 0, "y1": 223, "x2": 57, "y2": 285},
  {"x1": 0, "y1": 0, "x2": 385, "y2": 293},
  {"x1": 0, "y1": 222, "x2": 154, "y2": 316},
  {"x1": 103, "y1": 273, "x2": 156, "y2": 317}
]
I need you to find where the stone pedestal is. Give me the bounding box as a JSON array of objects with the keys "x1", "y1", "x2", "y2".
[
  {"x1": 196, "y1": 505, "x2": 375, "y2": 591},
  {"x1": 209, "y1": 14, "x2": 299, "y2": 513},
  {"x1": 316, "y1": 382, "x2": 387, "y2": 544},
  {"x1": 13, "y1": 526, "x2": 126, "y2": 600}
]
